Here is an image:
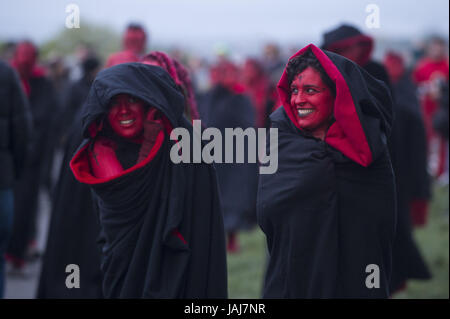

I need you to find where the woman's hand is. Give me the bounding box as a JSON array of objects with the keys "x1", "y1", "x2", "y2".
[
  {"x1": 137, "y1": 108, "x2": 164, "y2": 163},
  {"x1": 88, "y1": 136, "x2": 124, "y2": 178}
]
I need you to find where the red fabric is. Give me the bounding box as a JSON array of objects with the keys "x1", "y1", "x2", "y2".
[
  {"x1": 243, "y1": 58, "x2": 270, "y2": 127},
  {"x1": 410, "y1": 200, "x2": 429, "y2": 227},
  {"x1": 88, "y1": 137, "x2": 124, "y2": 179},
  {"x1": 105, "y1": 50, "x2": 140, "y2": 68},
  {"x1": 413, "y1": 58, "x2": 449, "y2": 123},
  {"x1": 123, "y1": 27, "x2": 146, "y2": 55},
  {"x1": 324, "y1": 34, "x2": 374, "y2": 67},
  {"x1": 210, "y1": 60, "x2": 245, "y2": 94},
  {"x1": 141, "y1": 51, "x2": 200, "y2": 120},
  {"x1": 137, "y1": 109, "x2": 164, "y2": 163},
  {"x1": 390, "y1": 281, "x2": 407, "y2": 296},
  {"x1": 383, "y1": 51, "x2": 405, "y2": 84},
  {"x1": 277, "y1": 44, "x2": 373, "y2": 167},
  {"x1": 173, "y1": 229, "x2": 187, "y2": 245},
  {"x1": 141, "y1": 51, "x2": 179, "y2": 83},
  {"x1": 413, "y1": 57, "x2": 449, "y2": 176},
  {"x1": 10, "y1": 41, "x2": 47, "y2": 96},
  {"x1": 70, "y1": 130, "x2": 165, "y2": 185}
]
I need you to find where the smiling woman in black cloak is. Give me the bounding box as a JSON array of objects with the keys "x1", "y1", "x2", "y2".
[
  {"x1": 257, "y1": 44, "x2": 396, "y2": 298},
  {"x1": 70, "y1": 63, "x2": 227, "y2": 298}
]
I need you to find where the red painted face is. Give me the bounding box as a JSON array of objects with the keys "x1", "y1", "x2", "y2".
[
  {"x1": 14, "y1": 42, "x2": 37, "y2": 78},
  {"x1": 107, "y1": 94, "x2": 146, "y2": 139},
  {"x1": 123, "y1": 28, "x2": 146, "y2": 55},
  {"x1": 290, "y1": 67, "x2": 335, "y2": 140}
]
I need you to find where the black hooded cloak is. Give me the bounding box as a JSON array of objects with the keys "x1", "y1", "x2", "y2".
[
  {"x1": 257, "y1": 44, "x2": 397, "y2": 298},
  {"x1": 70, "y1": 63, "x2": 227, "y2": 298}
]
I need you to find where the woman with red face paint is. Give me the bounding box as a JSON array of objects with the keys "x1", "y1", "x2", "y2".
[
  {"x1": 257, "y1": 45, "x2": 396, "y2": 298},
  {"x1": 70, "y1": 62, "x2": 227, "y2": 298}
]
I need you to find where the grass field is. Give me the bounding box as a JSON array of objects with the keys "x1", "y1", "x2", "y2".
[{"x1": 227, "y1": 184, "x2": 449, "y2": 299}]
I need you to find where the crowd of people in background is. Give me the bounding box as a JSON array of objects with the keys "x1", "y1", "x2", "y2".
[{"x1": 0, "y1": 22, "x2": 448, "y2": 298}]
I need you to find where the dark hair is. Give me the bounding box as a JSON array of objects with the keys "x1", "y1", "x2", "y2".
[
  {"x1": 126, "y1": 23, "x2": 146, "y2": 33},
  {"x1": 286, "y1": 49, "x2": 336, "y2": 96}
]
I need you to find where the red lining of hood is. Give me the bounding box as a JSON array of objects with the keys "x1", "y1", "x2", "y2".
[
  {"x1": 324, "y1": 34, "x2": 373, "y2": 67},
  {"x1": 70, "y1": 129, "x2": 165, "y2": 185},
  {"x1": 277, "y1": 44, "x2": 373, "y2": 167}
]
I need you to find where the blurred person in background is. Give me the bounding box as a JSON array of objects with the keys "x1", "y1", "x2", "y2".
[
  {"x1": 262, "y1": 43, "x2": 285, "y2": 113},
  {"x1": 105, "y1": 23, "x2": 147, "y2": 68},
  {"x1": 383, "y1": 51, "x2": 432, "y2": 291},
  {"x1": 6, "y1": 41, "x2": 58, "y2": 273},
  {"x1": 197, "y1": 60, "x2": 258, "y2": 253},
  {"x1": 322, "y1": 24, "x2": 391, "y2": 85},
  {"x1": 44, "y1": 56, "x2": 71, "y2": 196},
  {"x1": 0, "y1": 42, "x2": 17, "y2": 62},
  {"x1": 242, "y1": 58, "x2": 276, "y2": 128},
  {"x1": 59, "y1": 55, "x2": 101, "y2": 149},
  {"x1": 37, "y1": 54, "x2": 103, "y2": 298},
  {"x1": 0, "y1": 61, "x2": 31, "y2": 297},
  {"x1": 262, "y1": 43, "x2": 285, "y2": 88},
  {"x1": 141, "y1": 51, "x2": 199, "y2": 121},
  {"x1": 413, "y1": 36, "x2": 449, "y2": 180}
]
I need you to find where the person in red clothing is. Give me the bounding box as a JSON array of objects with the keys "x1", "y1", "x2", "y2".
[
  {"x1": 6, "y1": 41, "x2": 58, "y2": 273},
  {"x1": 243, "y1": 58, "x2": 275, "y2": 128},
  {"x1": 105, "y1": 23, "x2": 147, "y2": 68},
  {"x1": 413, "y1": 36, "x2": 449, "y2": 178}
]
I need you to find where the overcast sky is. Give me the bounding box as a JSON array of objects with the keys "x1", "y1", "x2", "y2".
[{"x1": 1, "y1": 0, "x2": 448, "y2": 53}]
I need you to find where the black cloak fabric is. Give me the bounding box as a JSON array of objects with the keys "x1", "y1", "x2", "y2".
[
  {"x1": 197, "y1": 85, "x2": 258, "y2": 231},
  {"x1": 388, "y1": 73, "x2": 431, "y2": 291},
  {"x1": 257, "y1": 44, "x2": 397, "y2": 298},
  {"x1": 7, "y1": 74, "x2": 57, "y2": 262},
  {"x1": 70, "y1": 63, "x2": 227, "y2": 298},
  {"x1": 37, "y1": 92, "x2": 103, "y2": 297}
]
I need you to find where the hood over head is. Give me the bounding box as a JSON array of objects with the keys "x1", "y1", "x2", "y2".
[
  {"x1": 322, "y1": 24, "x2": 374, "y2": 66},
  {"x1": 81, "y1": 62, "x2": 185, "y2": 138},
  {"x1": 277, "y1": 44, "x2": 393, "y2": 167}
]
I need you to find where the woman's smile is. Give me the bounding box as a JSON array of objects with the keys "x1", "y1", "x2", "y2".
[
  {"x1": 297, "y1": 108, "x2": 315, "y2": 117},
  {"x1": 118, "y1": 118, "x2": 136, "y2": 126}
]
